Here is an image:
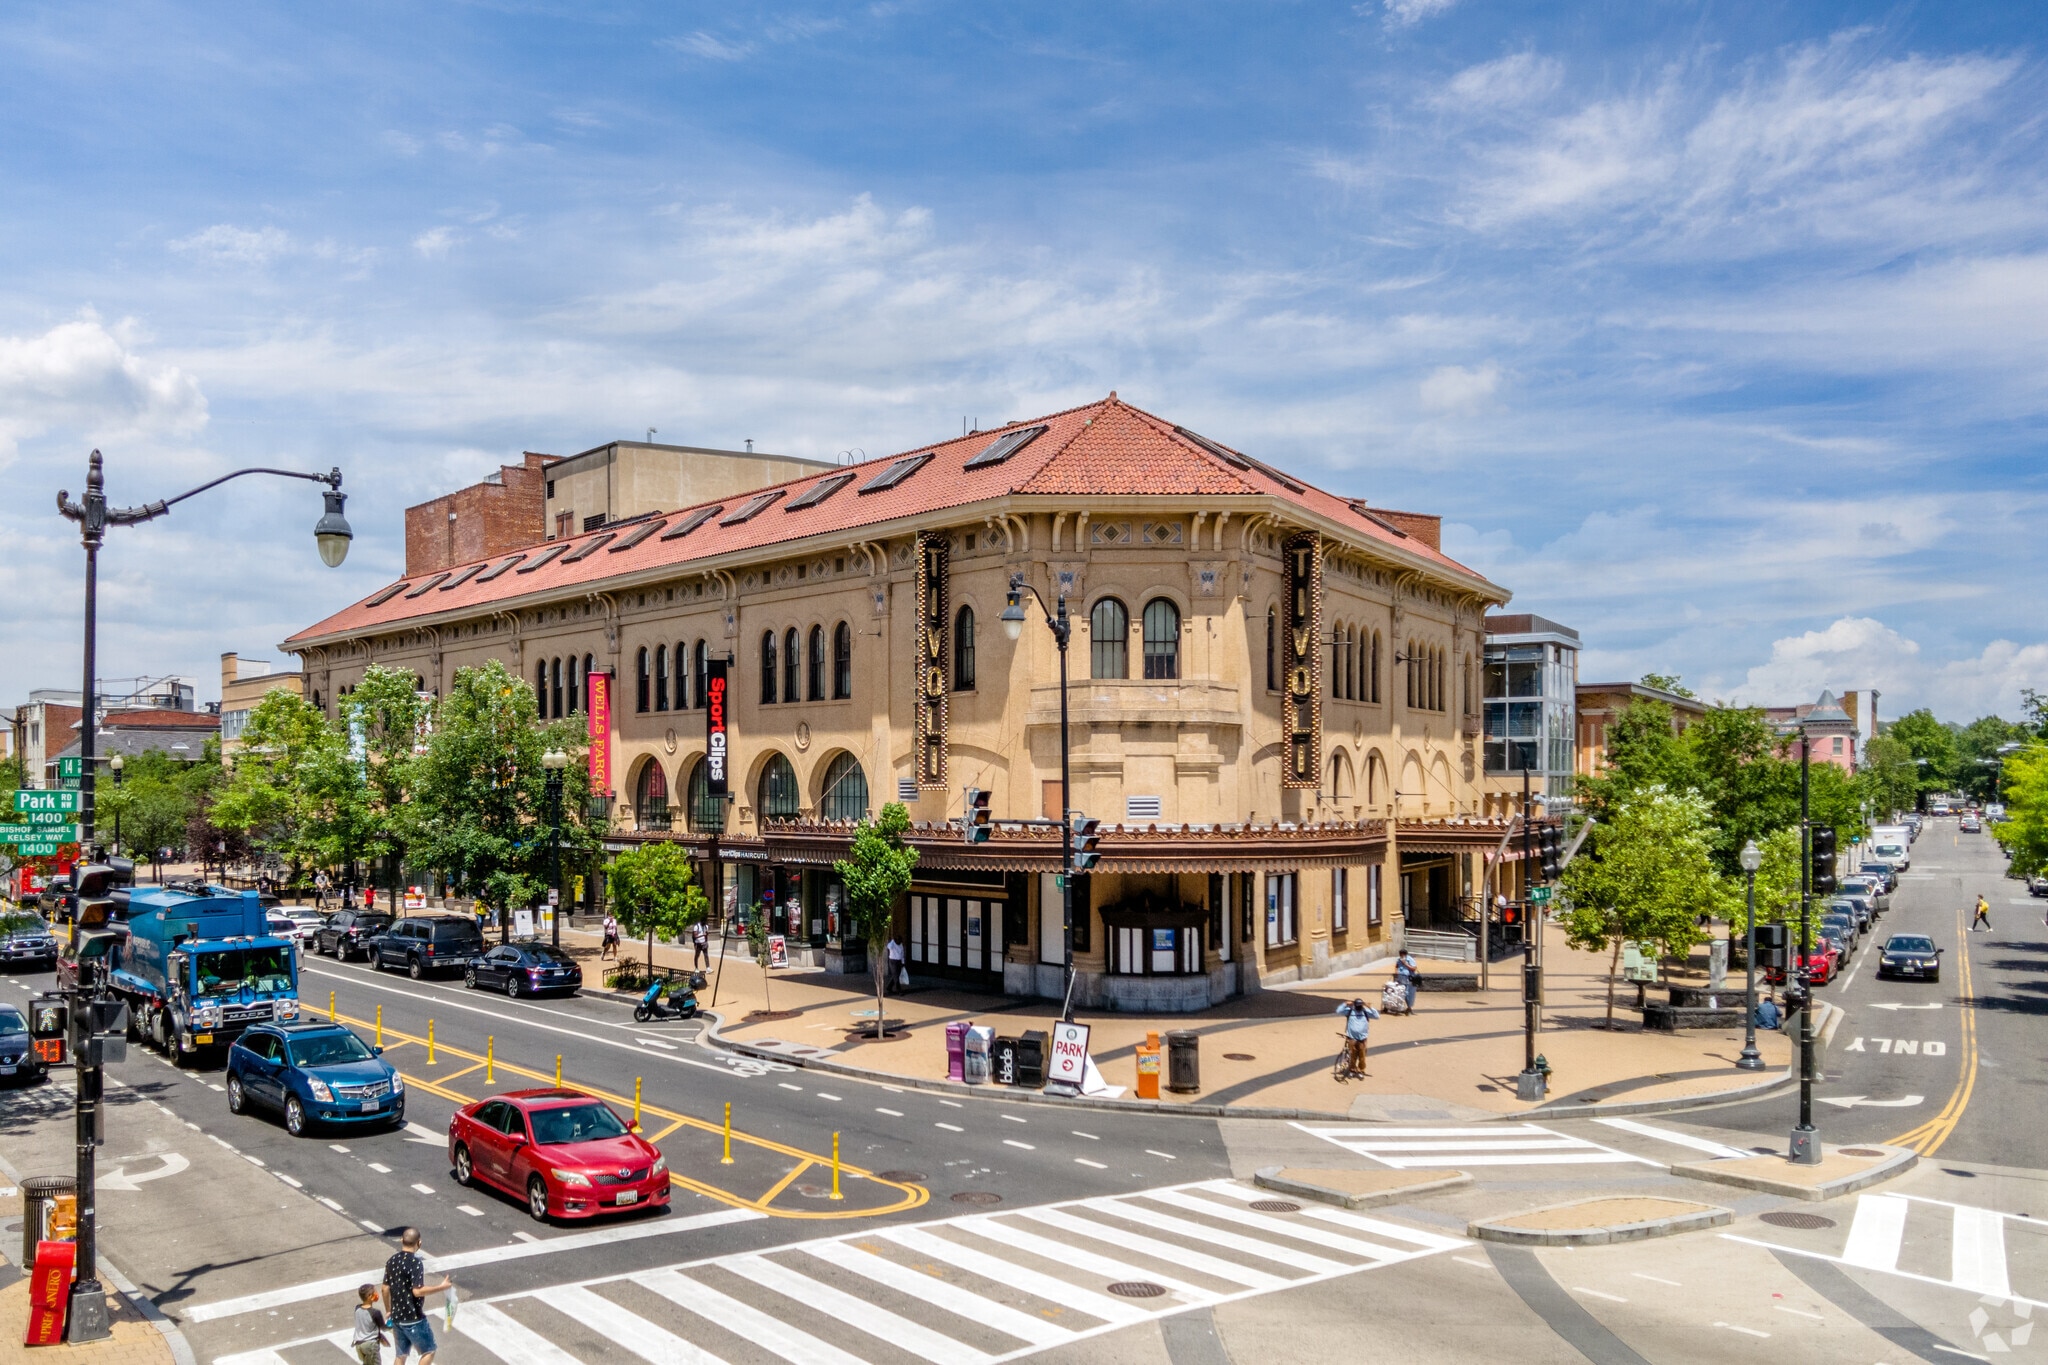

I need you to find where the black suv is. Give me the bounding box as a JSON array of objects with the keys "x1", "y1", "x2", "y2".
[
  {"x1": 315, "y1": 909, "x2": 394, "y2": 961},
  {"x1": 368, "y1": 915, "x2": 485, "y2": 979},
  {"x1": 0, "y1": 912, "x2": 59, "y2": 969}
]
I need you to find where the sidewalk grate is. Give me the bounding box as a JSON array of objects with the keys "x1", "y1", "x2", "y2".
[{"x1": 951, "y1": 1191, "x2": 1002, "y2": 1205}]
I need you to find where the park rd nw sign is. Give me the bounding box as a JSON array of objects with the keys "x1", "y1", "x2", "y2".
[{"x1": 15, "y1": 791, "x2": 80, "y2": 814}]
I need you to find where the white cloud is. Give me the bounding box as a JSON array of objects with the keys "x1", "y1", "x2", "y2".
[
  {"x1": 1734, "y1": 617, "x2": 2048, "y2": 719},
  {"x1": 1382, "y1": 0, "x2": 1458, "y2": 28},
  {"x1": 1441, "y1": 53, "x2": 1563, "y2": 108},
  {"x1": 1418, "y1": 361, "x2": 1499, "y2": 411},
  {"x1": 169, "y1": 224, "x2": 294, "y2": 266},
  {"x1": 663, "y1": 31, "x2": 755, "y2": 62},
  {"x1": 0, "y1": 315, "x2": 207, "y2": 461},
  {"x1": 413, "y1": 227, "x2": 461, "y2": 259}
]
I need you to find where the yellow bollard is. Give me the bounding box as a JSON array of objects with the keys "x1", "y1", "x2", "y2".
[
  {"x1": 427, "y1": 1020, "x2": 435, "y2": 1065},
  {"x1": 375, "y1": 1004, "x2": 383, "y2": 1049},
  {"x1": 721, "y1": 1101, "x2": 733, "y2": 1164},
  {"x1": 830, "y1": 1131, "x2": 843, "y2": 1201},
  {"x1": 328, "y1": 990, "x2": 336, "y2": 1022},
  {"x1": 555, "y1": 1053, "x2": 563, "y2": 1088},
  {"x1": 633, "y1": 1077, "x2": 643, "y2": 1128},
  {"x1": 486, "y1": 1035, "x2": 495, "y2": 1083}
]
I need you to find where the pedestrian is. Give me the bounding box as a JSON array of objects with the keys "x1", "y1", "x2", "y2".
[
  {"x1": 315, "y1": 870, "x2": 330, "y2": 911},
  {"x1": 886, "y1": 934, "x2": 906, "y2": 993},
  {"x1": 351, "y1": 1283, "x2": 388, "y2": 1365},
  {"x1": 1753, "y1": 995, "x2": 1782, "y2": 1031},
  {"x1": 364, "y1": 885, "x2": 376, "y2": 911},
  {"x1": 1972, "y1": 894, "x2": 1991, "y2": 931},
  {"x1": 601, "y1": 913, "x2": 620, "y2": 960},
  {"x1": 382, "y1": 1227, "x2": 451, "y2": 1365},
  {"x1": 1334, "y1": 997, "x2": 1379, "y2": 1079},
  {"x1": 1393, "y1": 949, "x2": 1420, "y2": 1011},
  {"x1": 690, "y1": 919, "x2": 709, "y2": 968}
]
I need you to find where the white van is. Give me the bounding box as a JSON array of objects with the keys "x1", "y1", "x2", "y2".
[{"x1": 1868, "y1": 835, "x2": 1910, "y2": 870}]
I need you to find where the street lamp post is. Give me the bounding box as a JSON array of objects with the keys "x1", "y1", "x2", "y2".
[
  {"x1": 1002, "y1": 572, "x2": 1076, "y2": 1020},
  {"x1": 542, "y1": 748, "x2": 568, "y2": 947},
  {"x1": 1737, "y1": 839, "x2": 1764, "y2": 1071},
  {"x1": 54, "y1": 449, "x2": 350, "y2": 1342},
  {"x1": 1791, "y1": 732, "x2": 1821, "y2": 1164},
  {"x1": 108, "y1": 754, "x2": 123, "y2": 857}
]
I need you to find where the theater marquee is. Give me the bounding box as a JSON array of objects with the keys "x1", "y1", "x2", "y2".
[
  {"x1": 915, "y1": 532, "x2": 950, "y2": 790},
  {"x1": 1282, "y1": 531, "x2": 1322, "y2": 789}
]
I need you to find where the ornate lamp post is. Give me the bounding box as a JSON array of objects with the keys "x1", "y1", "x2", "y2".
[
  {"x1": 1737, "y1": 839, "x2": 1765, "y2": 1070},
  {"x1": 542, "y1": 748, "x2": 568, "y2": 947},
  {"x1": 1002, "y1": 571, "x2": 1076, "y2": 1019}
]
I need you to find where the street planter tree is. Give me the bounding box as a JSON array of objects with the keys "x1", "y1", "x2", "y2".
[
  {"x1": 605, "y1": 841, "x2": 706, "y2": 988},
  {"x1": 834, "y1": 802, "x2": 920, "y2": 1040}
]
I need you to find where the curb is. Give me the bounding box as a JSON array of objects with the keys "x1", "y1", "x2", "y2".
[
  {"x1": 1671, "y1": 1144, "x2": 1918, "y2": 1203},
  {"x1": 1252, "y1": 1165, "x2": 1471, "y2": 1209},
  {"x1": 1468, "y1": 1199, "x2": 1732, "y2": 1247}
]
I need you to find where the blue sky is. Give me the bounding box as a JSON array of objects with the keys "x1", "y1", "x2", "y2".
[{"x1": 4, "y1": 1, "x2": 2045, "y2": 721}]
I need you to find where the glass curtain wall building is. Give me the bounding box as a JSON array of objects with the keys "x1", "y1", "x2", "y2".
[{"x1": 1482, "y1": 614, "x2": 1580, "y2": 805}]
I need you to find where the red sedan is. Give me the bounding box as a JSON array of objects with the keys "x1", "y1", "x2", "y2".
[
  {"x1": 1767, "y1": 944, "x2": 1841, "y2": 987},
  {"x1": 448, "y1": 1088, "x2": 670, "y2": 1222}
]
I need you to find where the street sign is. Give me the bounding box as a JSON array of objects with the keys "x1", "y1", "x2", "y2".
[
  {"x1": 10, "y1": 842, "x2": 66, "y2": 857},
  {"x1": 57, "y1": 757, "x2": 82, "y2": 779},
  {"x1": 0, "y1": 825, "x2": 75, "y2": 843},
  {"x1": 15, "y1": 790, "x2": 79, "y2": 814},
  {"x1": 22, "y1": 810, "x2": 77, "y2": 826},
  {"x1": 1529, "y1": 886, "x2": 1553, "y2": 904}
]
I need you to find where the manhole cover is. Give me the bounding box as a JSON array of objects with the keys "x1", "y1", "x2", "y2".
[
  {"x1": 875, "y1": 1170, "x2": 926, "y2": 1184},
  {"x1": 1760, "y1": 1211, "x2": 1837, "y2": 1230},
  {"x1": 1223, "y1": 1053, "x2": 1256, "y2": 1061},
  {"x1": 1250, "y1": 1200, "x2": 1301, "y2": 1213},
  {"x1": 1107, "y1": 1281, "x2": 1167, "y2": 1298},
  {"x1": 1840, "y1": 1148, "x2": 1886, "y2": 1157},
  {"x1": 794, "y1": 1183, "x2": 831, "y2": 1199},
  {"x1": 951, "y1": 1191, "x2": 1003, "y2": 1206}
]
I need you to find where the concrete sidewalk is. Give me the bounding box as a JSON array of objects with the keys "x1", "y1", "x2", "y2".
[{"x1": 579, "y1": 918, "x2": 1795, "y2": 1121}]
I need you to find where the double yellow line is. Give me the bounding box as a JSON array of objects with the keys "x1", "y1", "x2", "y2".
[
  {"x1": 1888, "y1": 903, "x2": 1977, "y2": 1155},
  {"x1": 334, "y1": 1011, "x2": 928, "y2": 1220}
]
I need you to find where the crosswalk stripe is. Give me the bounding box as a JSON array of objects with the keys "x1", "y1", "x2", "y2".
[
  {"x1": 1192, "y1": 1180, "x2": 1466, "y2": 1251},
  {"x1": 635, "y1": 1268, "x2": 870, "y2": 1365},
  {"x1": 801, "y1": 1238, "x2": 1075, "y2": 1350},
  {"x1": 1595, "y1": 1117, "x2": 1753, "y2": 1160},
  {"x1": 1077, "y1": 1197, "x2": 1350, "y2": 1275},
  {"x1": 1010, "y1": 1205, "x2": 1291, "y2": 1291},
  {"x1": 1292, "y1": 1121, "x2": 1654, "y2": 1168},
  {"x1": 1297, "y1": 1124, "x2": 1552, "y2": 1138},
  {"x1": 1142, "y1": 1188, "x2": 1413, "y2": 1261},
  {"x1": 732, "y1": 1253, "x2": 997, "y2": 1365},
  {"x1": 533, "y1": 1284, "x2": 730, "y2": 1365},
  {"x1": 1952, "y1": 1204, "x2": 2011, "y2": 1297},
  {"x1": 880, "y1": 1224, "x2": 1152, "y2": 1327},
  {"x1": 1333, "y1": 1138, "x2": 1587, "y2": 1151},
  {"x1": 961, "y1": 1211, "x2": 1222, "y2": 1301},
  {"x1": 1842, "y1": 1193, "x2": 1910, "y2": 1273},
  {"x1": 457, "y1": 1301, "x2": 587, "y2": 1365},
  {"x1": 210, "y1": 1350, "x2": 291, "y2": 1365}
]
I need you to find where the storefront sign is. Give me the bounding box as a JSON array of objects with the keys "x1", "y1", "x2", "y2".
[
  {"x1": 1281, "y1": 532, "x2": 1323, "y2": 789},
  {"x1": 586, "y1": 671, "x2": 612, "y2": 795},
  {"x1": 1046, "y1": 1019, "x2": 1091, "y2": 1089},
  {"x1": 704, "y1": 659, "x2": 729, "y2": 797},
  {"x1": 514, "y1": 909, "x2": 535, "y2": 938},
  {"x1": 914, "y1": 531, "x2": 949, "y2": 789}
]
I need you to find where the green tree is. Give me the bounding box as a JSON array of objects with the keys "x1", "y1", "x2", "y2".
[
  {"x1": 1678, "y1": 705, "x2": 1784, "y2": 875},
  {"x1": 1560, "y1": 786, "x2": 1725, "y2": 1028},
  {"x1": 1576, "y1": 698, "x2": 1692, "y2": 818},
  {"x1": 1639, "y1": 673, "x2": 1696, "y2": 699},
  {"x1": 833, "y1": 802, "x2": 921, "y2": 1039},
  {"x1": 342, "y1": 665, "x2": 431, "y2": 907},
  {"x1": 1993, "y1": 742, "x2": 2048, "y2": 878},
  {"x1": 1858, "y1": 734, "x2": 1920, "y2": 822},
  {"x1": 1887, "y1": 709, "x2": 1959, "y2": 809},
  {"x1": 1956, "y1": 715, "x2": 2030, "y2": 804},
  {"x1": 605, "y1": 841, "x2": 706, "y2": 983},
  {"x1": 212, "y1": 690, "x2": 375, "y2": 883}
]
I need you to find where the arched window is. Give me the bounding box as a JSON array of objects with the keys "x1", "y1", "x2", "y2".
[
  {"x1": 833, "y1": 622, "x2": 853, "y2": 700},
  {"x1": 1332, "y1": 626, "x2": 1344, "y2": 700},
  {"x1": 1266, "y1": 608, "x2": 1278, "y2": 691},
  {"x1": 807, "y1": 625, "x2": 825, "y2": 702},
  {"x1": 636, "y1": 648, "x2": 651, "y2": 713},
  {"x1": 1370, "y1": 632, "x2": 1382, "y2": 703},
  {"x1": 584, "y1": 655, "x2": 596, "y2": 710},
  {"x1": 654, "y1": 644, "x2": 670, "y2": 712},
  {"x1": 1091, "y1": 598, "x2": 1129, "y2": 679},
  {"x1": 567, "y1": 656, "x2": 580, "y2": 716},
  {"x1": 635, "y1": 759, "x2": 669, "y2": 831},
  {"x1": 1433, "y1": 648, "x2": 1444, "y2": 711},
  {"x1": 820, "y1": 753, "x2": 869, "y2": 823},
  {"x1": 1142, "y1": 598, "x2": 1180, "y2": 680},
  {"x1": 1330, "y1": 750, "x2": 1354, "y2": 800},
  {"x1": 685, "y1": 759, "x2": 723, "y2": 833},
  {"x1": 537, "y1": 661, "x2": 550, "y2": 714},
  {"x1": 552, "y1": 658, "x2": 564, "y2": 720},
  {"x1": 783, "y1": 627, "x2": 800, "y2": 704},
  {"x1": 757, "y1": 753, "x2": 799, "y2": 820},
  {"x1": 693, "y1": 641, "x2": 708, "y2": 708},
  {"x1": 953, "y1": 606, "x2": 976, "y2": 691},
  {"x1": 673, "y1": 643, "x2": 688, "y2": 710},
  {"x1": 760, "y1": 631, "x2": 778, "y2": 704}
]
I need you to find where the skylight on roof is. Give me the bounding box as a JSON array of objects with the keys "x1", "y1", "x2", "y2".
[
  {"x1": 476, "y1": 554, "x2": 526, "y2": 582},
  {"x1": 404, "y1": 572, "x2": 451, "y2": 598},
  {"x1": 364, "y1": 582, "x2": 409, "y2": 607},
  {"x1": 859, "y1": 452, "x2": 933, "y2": 494},
  {"x1": 786, "y1": 472, "x2": 855, "y2": 511},
  {"x1": 606, "y1": 518, "x2": 667, "y2": 552},
  {"x1": 962, "y1": 424, "x2": 1046, "y2": 470},
  {"x1": 438, "y1": 563, "x2": 485, "y2": 590},
  {"x1": 562, "y1": 532, "x2": 615, "y2": 562},
  {"x1": 721, "y1": 490, "x2": 785, "y2": 525},
  {"x1": 661, "y1": 505, "x2": 725, "y2": 540},
  {"x1": 515, "y1": 543, "x2": 571, "y2": 573},
  {"x1": 1173, "y1": 425, "x2": 1251, "y2": 470}
]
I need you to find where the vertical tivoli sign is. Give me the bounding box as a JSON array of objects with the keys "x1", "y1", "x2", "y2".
[
  {"x1": 1282, "y1": 532, "x2": 1322, "y2": 789},
  {"x1": 916, "y1": 532, "x2": 949, "y2": 790}
]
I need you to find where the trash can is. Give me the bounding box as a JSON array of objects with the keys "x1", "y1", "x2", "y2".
[
  {"x1": 21, "y1": 1175, "x2": 76, "y2": 1267},
  {"x1": 1016, "y1": 1029, "x2": 1048, "y2": 1088},
  {"x1": 945, "y1": 1021, "x2": 970, "y2": 1081},
  {"x1": 992, "y1": 1036, "x2": 1021, "y2": 1086},
  {"x1": 963, "y1": 1025, "x2": 995, "y2": 1084},
  {"x1": 1134, "y1": 1043, "x2": 1161, "y2": 1100},
  {"x1": 1166, "y1": 1030, "x2": 1200, "y2": 1094}
]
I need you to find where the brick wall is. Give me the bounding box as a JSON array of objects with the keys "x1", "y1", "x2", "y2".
[{"x1": 403, "y1": 453, "x2": 555, "y2": 576}]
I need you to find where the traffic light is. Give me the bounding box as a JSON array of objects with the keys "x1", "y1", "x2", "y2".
[
  {"x1": 73, "y1": 861, "x2": 130, "y2": 928},
  {"x1": 964, "y1": 788, "x2": 993, "y2": 844},
  {"x1": 1810, "y1": 825, "x2": 1838, "y2": 896},
  {"x1": 1071, "y1": 817, "x2": 1102, "y2": 872},
  {"x1": 1753, "y1": 922, "x2": 1789, "y2": 970},
  {"x1": 1537, "y1": 823, "x2": 1564, "y2": 882}
]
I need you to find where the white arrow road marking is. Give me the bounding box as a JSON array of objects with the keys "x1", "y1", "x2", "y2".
[
  {"x1": 403, "y1": 1122, "x2": 444, "y2": 1146},
  {"x1": 1817, "y1": 1094, "x2": 1924, "y2": 1109},
  {"x1": 99, "y1": 1152, "x2": 190, "y2": 1191},
  {"x1": 1869, "y1": 1003, "x2": 1943, "y2": 1011}
]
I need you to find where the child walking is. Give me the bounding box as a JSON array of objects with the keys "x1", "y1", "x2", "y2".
[{"x1": 352, "y1": 1283, "x2": 388, "y2": 1365}]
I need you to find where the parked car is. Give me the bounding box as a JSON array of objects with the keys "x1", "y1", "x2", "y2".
[
  {"x1": 266, "y1": 913, "x2": 307, "y2": 947},
  {"x1": 225, "y1": 1020, "x2": 405, "y2": 1136},
  {"x1": 314, "y1": 909, "x2": 393, "y2": 961},
  {"x1": 1840, "y1": 874, "x2": 1890, "y2": 914},
  {"x1": 0, "y1": 912, "x2": 60, "y2": 970},
  {"x1": 368, "y1": 915, "x2": 486, "y2": 979},
  {"x1": 2029, "y1": 873, "x2": 2048, "y2": 898},
  {"x1": 0, "y1": 1003, "x2": 49, "y2": 1085},
  {"x1": 1830, "y1": 895, "x2": 1874, "y2": 932},
  {"x1": 1961, "y1": 815, "x2": 1983, "y2": 833},
  {"x1": 1860, "y1": 861, "x2": 1900, "y2": 893},
  {"x1": 465, "y1": 942, "x2": 583, "y2": 998},
  {"x1": 448, "y1": 1088, "x2": 670, "y2": 1223},
  {"x1": 1876, "y1": 933, "x2": 1941, "y2": 982},
  {"x1": 1770, "y1": 940, "x2": 1840, "y2": 986},
  {"x1": 280, "y1": 907, "x2": 327, "y2": 936}
]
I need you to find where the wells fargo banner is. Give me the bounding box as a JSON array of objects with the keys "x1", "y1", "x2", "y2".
[{"x1": 586, "y1": 670, "x2": 613, "y2": 796}]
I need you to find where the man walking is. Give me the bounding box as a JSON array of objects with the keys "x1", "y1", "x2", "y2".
[
  {"x1": 382, "y1": 1227, "x2": 451, "y2": 1364},
  {"x1": 886, "y1": 935, "x2": 906, "y2": 993},
  {"x1": 1972, "y1": 894, "x2": 1992, "y2": 931},
  {"x1": 691, "y1": 919, "x2": 710, "y2": 968},
  {"x1": 601, "y1": 912, "x2": 620, "y2": 960},
  {"x1": 1334, "y1": 997, "x2": 1379, "y2": 1079},
  {"x1": 1393, "y1": 949, "x2": 1420, "y2": 1011}
]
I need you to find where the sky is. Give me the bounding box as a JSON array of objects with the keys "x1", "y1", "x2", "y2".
[{"x1": 3, "y1": 1, "x2": 2046, "y2": 723}]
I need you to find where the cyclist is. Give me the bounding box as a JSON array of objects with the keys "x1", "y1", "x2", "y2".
[{"x1": 1334, "y1": 997, "x2": 1379, "y2": 1080}]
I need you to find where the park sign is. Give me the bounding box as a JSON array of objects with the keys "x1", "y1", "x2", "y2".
[{"x1": 15, "y1": 790, "x2": 79, "y2": 814}]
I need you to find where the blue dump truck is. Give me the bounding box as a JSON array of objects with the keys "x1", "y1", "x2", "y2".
[{"x1": 108, "y1": 885, "x2": 301, "y2": 1057}]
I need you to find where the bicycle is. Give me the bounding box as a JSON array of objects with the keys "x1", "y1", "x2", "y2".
[{"x1": 1332, "y1": 1032, "x2": 1367, "y2": 1081}]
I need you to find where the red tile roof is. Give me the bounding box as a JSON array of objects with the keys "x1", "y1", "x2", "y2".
[{"x1": 288, "y1": 394, "x2": 1495, "y2": 646}]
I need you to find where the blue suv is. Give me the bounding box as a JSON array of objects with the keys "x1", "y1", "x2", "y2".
[{"x1": 226, "y1": 1020, "x2": 405, "y2": 1136}]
